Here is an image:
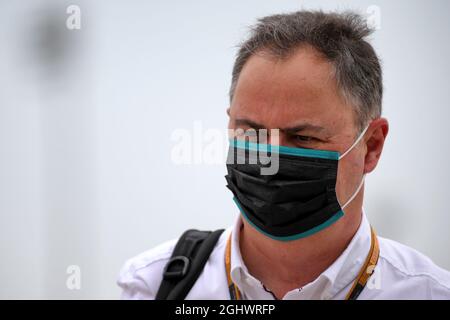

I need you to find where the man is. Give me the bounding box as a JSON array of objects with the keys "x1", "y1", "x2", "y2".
[{"x1": 118, "y1": 10, "x2": 450, "y2": 299}]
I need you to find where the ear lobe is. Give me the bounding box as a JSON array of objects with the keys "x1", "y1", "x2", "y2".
[{"x1": 363, "y1": 118, "x2": 389, "y2": 174}]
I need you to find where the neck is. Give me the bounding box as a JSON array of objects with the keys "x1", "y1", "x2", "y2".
[{"x1": 239, "y1": 203, "x2": 363, "y2": 299}]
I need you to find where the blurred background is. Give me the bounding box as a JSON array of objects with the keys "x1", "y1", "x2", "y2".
[{"x1": 0, "y1": 0, "x2": 449, "y2": 299}]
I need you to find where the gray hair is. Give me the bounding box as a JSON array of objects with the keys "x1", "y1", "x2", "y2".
[{"x1": 229, "y1": 10, "x2": 382, "y2": 132}]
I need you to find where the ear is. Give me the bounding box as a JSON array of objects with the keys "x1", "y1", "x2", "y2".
[
  {"x1": 363, "y1": 117, "x2": 389, "y2": 174},
  {"x1": 226, "y1": 107, "x2": 231, "y2": 117}
]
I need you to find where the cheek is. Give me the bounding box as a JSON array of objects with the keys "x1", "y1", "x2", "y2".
[{"x1": 335, "y1": 154, "x2": 364, "y2": 202}]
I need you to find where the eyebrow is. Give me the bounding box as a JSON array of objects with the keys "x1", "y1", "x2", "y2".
[
  {"x1": 234, "y1": 118, "x2": 327, "y2": 134},
  {"x1": 234, "y1": 118, "x2": 266, "y2": 130}
]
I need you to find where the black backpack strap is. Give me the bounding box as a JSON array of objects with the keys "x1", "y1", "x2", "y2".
[{"x1": 155, "y1": 228, "x2": 225, "y2": 300}]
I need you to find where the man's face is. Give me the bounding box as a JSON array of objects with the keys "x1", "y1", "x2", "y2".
[{"x1": 228, "y1": 45, "x2": 367, "y2": 210}]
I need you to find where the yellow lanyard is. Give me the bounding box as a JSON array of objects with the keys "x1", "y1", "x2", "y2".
[{"x1": 224, "y1": 227, "x2": 379, "y2": 300}]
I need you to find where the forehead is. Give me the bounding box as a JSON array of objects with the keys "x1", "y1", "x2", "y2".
[{"x1": 230, "y1": 46, "x2": 354, "y2": 132}]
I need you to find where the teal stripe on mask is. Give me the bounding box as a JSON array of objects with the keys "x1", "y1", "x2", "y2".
[
  {"x1": 232, "y1": 197, "x2": 344, "y2": 241},
  {"x1": 230, "y1": 139, "x2": 340, "y2": 160}
]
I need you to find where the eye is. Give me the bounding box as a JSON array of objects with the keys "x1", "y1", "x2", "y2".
[{"x1": 295, "y1": 135, "x2": 313, "y2": 142}]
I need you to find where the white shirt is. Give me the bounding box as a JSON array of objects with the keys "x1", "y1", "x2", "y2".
[{"x1": 117, "y1": 210, "x2": 450, "y2": 299}]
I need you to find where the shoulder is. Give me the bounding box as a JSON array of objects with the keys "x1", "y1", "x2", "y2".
[
  {"x1": 117, "y1": 228, "x2": 231, "y2": 299},
  {"x1": 373, "y1": 236, "x2": 450, "y2": 299},
  {"x1": 117, "y1": 236, "x2": 178, "y2": 299}
]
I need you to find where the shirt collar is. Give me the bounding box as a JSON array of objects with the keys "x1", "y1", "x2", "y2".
[{"x1": 229, "y1": 209, "x2": 372, "y2": 300}]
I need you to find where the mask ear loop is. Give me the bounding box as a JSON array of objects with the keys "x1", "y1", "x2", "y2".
[
  {"x1": 338, "y1": 125, "x2": 370, "y2": 160},
  {"x1": 340, "y1": 174, "x2": 366, "y2": 209},
  {"x1": 338, "y1": 124, "x2": 370, "y2": 209}
]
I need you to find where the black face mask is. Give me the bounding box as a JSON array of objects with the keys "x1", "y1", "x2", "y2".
[{"x1": 225, "y1": 127, "x2": 367, "y2": 242}]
